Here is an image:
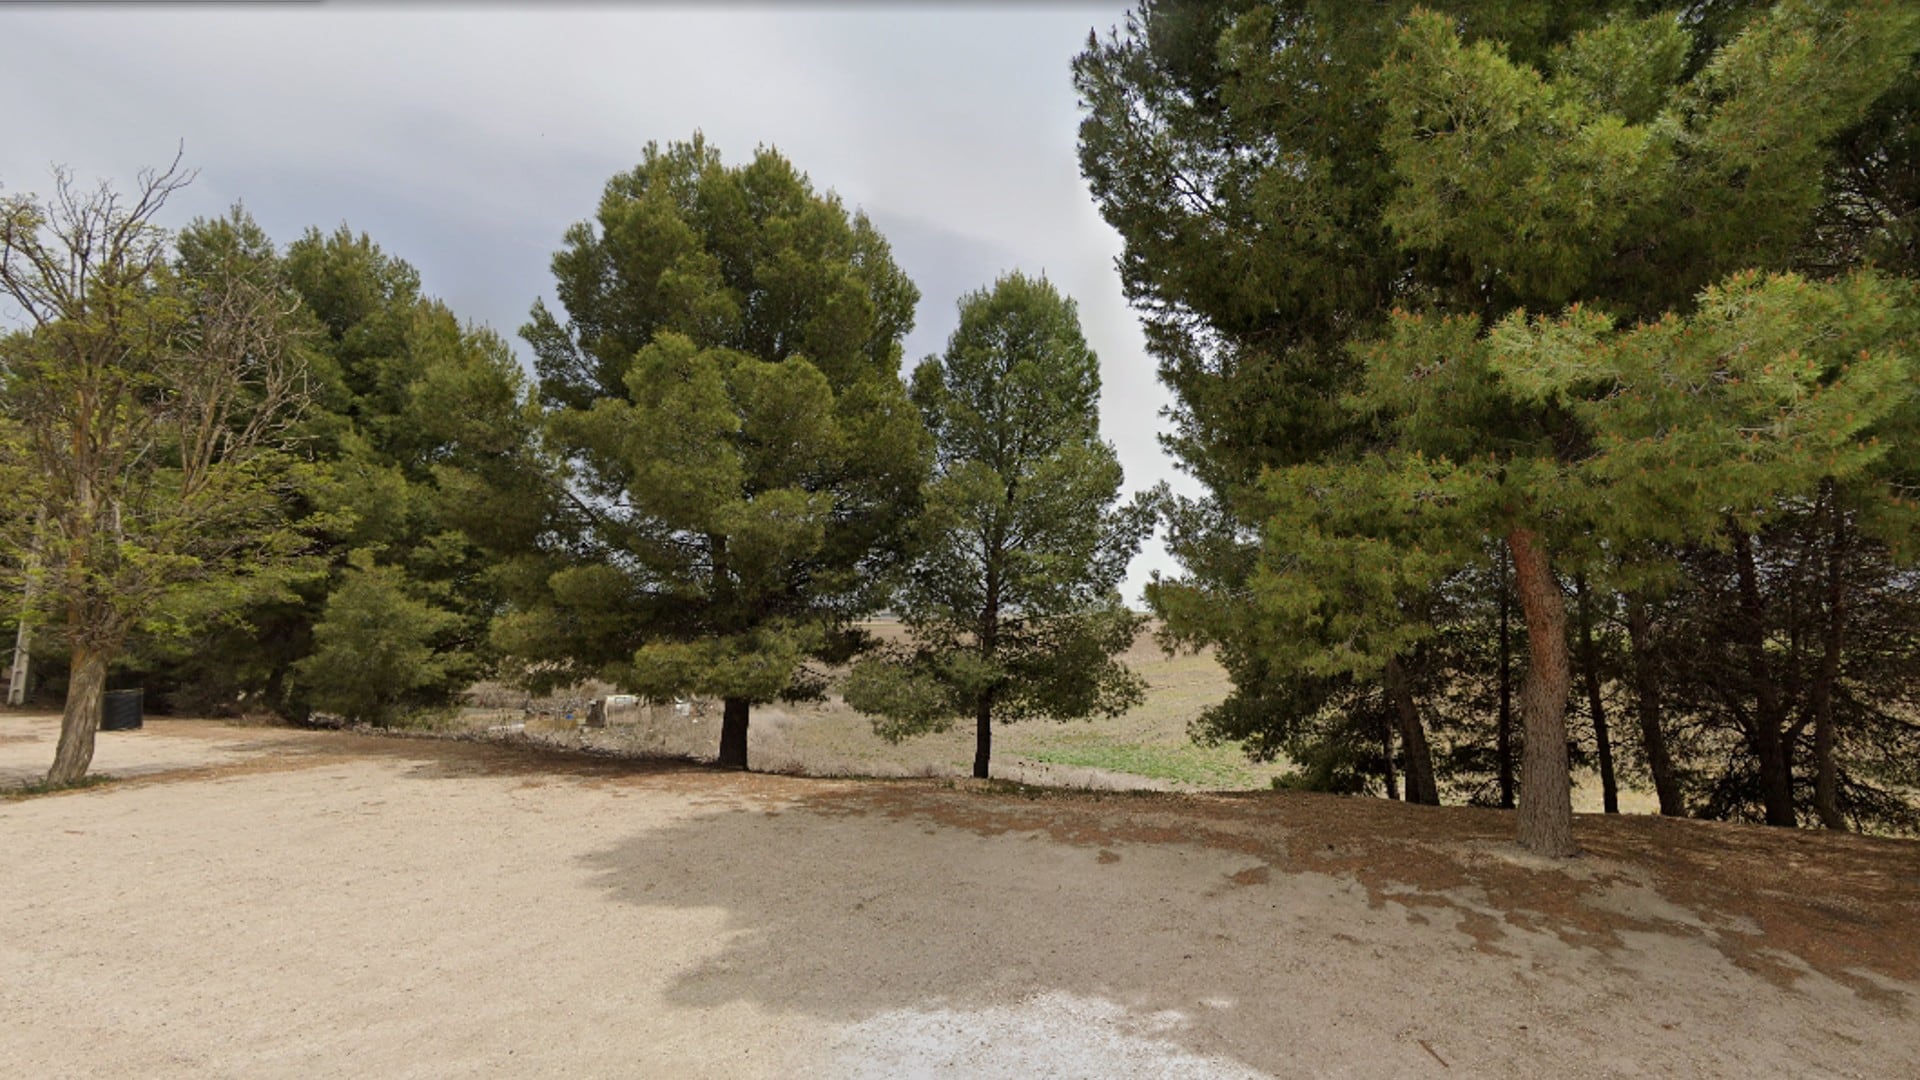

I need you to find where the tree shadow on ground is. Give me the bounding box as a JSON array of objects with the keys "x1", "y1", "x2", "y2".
[
  {"x1": 76, "y1": 722, "x2": 717, "y2": 791},
  {"x1": 579, "y1": 787, "x2": 1356, "y2": 1074},
  {"x1": 574, "y1": 781, "x2": 1920, "y2": 1076}
]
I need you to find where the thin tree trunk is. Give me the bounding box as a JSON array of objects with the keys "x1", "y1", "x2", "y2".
[
  {"x1": 47, "y1": 647, "x2": 109, "y2": 785},
  {"x1": 1625, "y1": 592, "x2": 1683, "y2": 816},
  {"x1": 6, "y1": 611, "x2": 30, "y2": 707},
  {"x1": 1728, "y1": 518, "x2": 1796, "y2": 827},
  {"x1": 974, "y1": 558, "x2": 1002, "y2": 781},
  {"x1": 1385, "y1": 656, "x2": 1439, "y2": 805},
  {"x1": 1507, "y1": 527, "x2": 1576, "y2": 857},
  {"x1": 1812, "y1": 480, "x2": 1847, "y2": 830},
  {"x1": 1381, "y1": 711, "x2": 1399, "y2": 801},
  {"x1": 708, "y1": 527, "x2": 750, "y2": 771},
  {"x1": 1497, "y1": 557, "x2": 1515, "y2": 810},
  {"x1": 973, "y1": 694, "x2": 993, "y2": 780},
  {"x1": 264, "y1": 662, "x2": 289, "y2": 718},
  {"x1": 7, "y1": 510, "x2": 39, "y2": 707},
  {"x1": 1574, "y1": 575, "x2": 1619, "y2": 814},
  {"x1": 717, "y1": 696, "x2": 750, "y2": 771},
  {"x1": 1751, "y1": 716, "x2": 1795, "y2": 826}
]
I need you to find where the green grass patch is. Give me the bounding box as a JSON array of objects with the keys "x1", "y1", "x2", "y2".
[
  {"x1": 1018, "y1": 742, "x2": 1265, "y2": 788},
  {"x1": 973, "y1": 779, "x2": 1182, "y2": 803}
]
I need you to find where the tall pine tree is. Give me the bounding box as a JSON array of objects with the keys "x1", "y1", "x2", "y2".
[
  {"x1": 504, "y1": 137, "x2": 927, "y2": 769},
  {"x1": 1079, "y1": 1, "x2": 1920, "y2": 852},
  {"x1": 844, "y1": 273, "x2": 1155, "y2": 778}
]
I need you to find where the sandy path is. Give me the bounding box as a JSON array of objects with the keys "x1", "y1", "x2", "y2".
[{"x1": 1, "y1": 714, "x2": 1914, "y2": 1078}]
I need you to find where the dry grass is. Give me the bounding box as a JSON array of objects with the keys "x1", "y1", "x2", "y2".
[
  {"x1": 444, "y1": 626, "x2": 1282, "y2": 790},
  {"x1": 444, "y1": 623, "x2": 1665, "y2": 805}
]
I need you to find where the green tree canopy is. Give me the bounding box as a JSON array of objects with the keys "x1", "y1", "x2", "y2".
[
  {"x1": 295, "y1": 550, "x2": 466, "y2": 727},
  {"x1": 0, "y1": 161, "x2": 312, "y2": 783},
  {"x1": 502, "y1": 136, "x2": 928, "y2": 769},
  {"x1": 844, "y1": 272, "x2": 1156, "y2": 778},
  {"x1": 1079, "y1": 0, "x2": 1920, "y2": 852},
  {"x1": 129, "y1": 220, "x2": 539, "y2": 724}
]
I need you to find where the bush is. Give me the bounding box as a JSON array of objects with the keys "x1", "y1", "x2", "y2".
[{"x1": 295, "y1": 551, "x2": 463, "y2": 725}]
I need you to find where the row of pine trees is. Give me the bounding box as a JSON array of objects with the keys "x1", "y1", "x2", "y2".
[
  {"x1": 1, "y1": 142, "x2": 1148, "y2": 789},
  {"x1": 7, "y1": 1, "x2": 1919, "y2": 853},
  {"x1": 1076, "y1": 0, "x2": 1920, "y2": 842}
]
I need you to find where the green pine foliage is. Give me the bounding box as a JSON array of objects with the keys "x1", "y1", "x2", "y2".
[
  {"x1": 843, "y1": 273, "x2": 1156, "y2": 777},
  {"x1": 295, "y1": 551, "x2": 464, "y2": 726},
  {"x1": 127, "y1": 220, "x2": 533, "y2": 722},
  {"x1": 501, "y1": 136, "x2": 929, "y2": 768},
  {"x1": 1080, "y1": 0, "x2": 1920, "y2": 844}
]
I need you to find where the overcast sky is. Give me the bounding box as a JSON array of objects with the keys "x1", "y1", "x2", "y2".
[{"x1": 2, "y1": 2, "x2": 1199, "y2": 602}]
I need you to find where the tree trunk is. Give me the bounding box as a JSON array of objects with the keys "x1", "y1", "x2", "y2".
[
  {"x1": 1624, "y1": 592, "x2": 1683, "y2": 816},
  {"x1": 1573, "y1": 575, "x2": 1619, "y2": 814},
  {"x1": 717, "y1": 696, "x2": 750, "y2": 770},
  {"x1": 974, "y1": 556, "x2": 1002, "y2": 781},
  {"x1": 973, "y1": 693, "x2": 993, "y2": 780},
  {"x1": 1384, "y1": 657, "x2": 1439, "y2": 805},
  {"x1": 1507, "y1": 527, "x2": 1576, "y2": 857},
  {"x1": 264, "y1": 662, "x2": 290, "y2": 718},
  {"x1": 1811, "y1": 481, "x2": 1847, "y2": 830},
  {"x1": 1752, "y1": 721, "x2": 1796, "y2": 827},
  {"x1": 6, "y1": 612, "x2": 30, "y2": 707},
  {"x1": 1497, "y1": 558, "x2": 1515, "y2": 810},
  {"x1": 1728, "y1": 518, "x2": 1796, "y2": 827},
  {"x1": 1380, "y1": 712, "x2": 1399, "y2": 801},
  {"x1": 47, "y1": 647, "x2": 109, "y2": 786},
  {"x1": 8, "y1": 507, "x2": 45, "y2": 707}
]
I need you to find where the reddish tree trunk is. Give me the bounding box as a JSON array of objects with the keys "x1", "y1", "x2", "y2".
[
  {"x1": 47, "y1": 647, "x2": 109, "y2": 786},
  {"x1": 1507, "y1": 528, "x2": 1576, "y2": 857},
  {"x1": 1497, "y1": 562, "x2": 1515, "y2": 810},
  {"x1": 717, "y1": 696, "x2": 750, "y2": 770},
  {"x1": 1625, "y1": 593, "x2": 1683, "y2": 816}
]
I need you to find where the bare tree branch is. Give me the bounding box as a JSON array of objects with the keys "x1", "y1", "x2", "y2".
[{"x1": 0, "y1": 158, "x2": 305, "y2": 785}]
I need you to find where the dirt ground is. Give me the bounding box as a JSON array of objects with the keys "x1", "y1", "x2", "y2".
[{"x1": 3, "y1": 714, "x2": 1916, "y2": 1078}]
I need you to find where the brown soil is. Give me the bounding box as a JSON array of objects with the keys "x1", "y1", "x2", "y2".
[{"x1": 3, "y1": 713, "x2": 1915, "y2": 1078}]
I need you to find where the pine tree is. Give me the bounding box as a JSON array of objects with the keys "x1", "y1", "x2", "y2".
[
  {"x1": 504, "y1": 137, "x2": 927, "y2": 769},
  {"x1": 844, "y1": 273, "x2": 1155, "y2": 778},
  {"x1": 1079, "y1": 1, "x2": 1920, "y2": 852},
  {"x1": 130, "y1": 221, "x2": 536, "y2": 724}
]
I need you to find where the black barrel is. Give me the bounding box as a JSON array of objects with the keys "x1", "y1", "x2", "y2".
[{"x1": 101, "y1": 688, "x2": 143, "y2": 731}]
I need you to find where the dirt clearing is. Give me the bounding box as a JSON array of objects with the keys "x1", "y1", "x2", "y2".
[{"x1": 2, "y1": 714, "x2": 1915, "y2": 1078}]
